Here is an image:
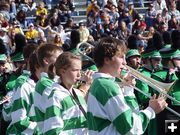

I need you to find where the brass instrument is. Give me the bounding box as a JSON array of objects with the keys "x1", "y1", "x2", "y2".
[
  {"x1": 76, "y1": 42, "x2": 95, "y2": 63},
  {"x1": 76, "y1": 41, "x2": 180, "y2": 117},
  {"x1": 121, "y1": 65, "x2": 180, "y2": 118}
]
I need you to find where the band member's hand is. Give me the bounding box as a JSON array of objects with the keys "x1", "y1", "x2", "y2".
[
  {"x1": 149, "y1": 94, "x2": 168, "y2": 114},
  {"x1": 81, "y1": 70, "x2": 94, "y2": 85},
  {"x1": 2, "y1": 95, "x2": 10, "y2": 103},
  {"x1": 122, "y1": 73, "x2": 136, "y2": 87}
]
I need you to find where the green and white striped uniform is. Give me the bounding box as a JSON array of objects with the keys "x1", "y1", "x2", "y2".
[
  {"x1": 2, "y1": 70, "x2": 31, "y2": 122},
  {"x1": 34, "y1": 72, "x2": 54, "y2": 132},
  {"x1": 87, "y1": 73, "x2": 155, "y2": 135},
  {"x1": 7, "y1": 77, "x2": 38, "y2": 135},
  {"x1": 43, "y1": 83, "x2": 88, "y2": 135}
]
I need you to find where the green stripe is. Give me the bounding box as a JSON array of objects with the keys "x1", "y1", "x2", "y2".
[
  {"x1": 12, "y1": 98, "x2": 30, "y2": 112},
  {"x1": 35, "y1": 77, "x2": 53, "y2": 95},
  {"x1": 44, "y1": 128, "x2": 61, "y2": 135},
  {"x1": 34, "y1": 107, "x2": 45, "y2": 122},
  {"x1": 124, "y1": 96, "x2": 139, "y2": 110},
  {"x1": 45, "y1": 105, "x2": 61, "y2": 120},
  {"x1": 140, "y1": 112, "x2": 150, "y2": 131},
  {"x1": 63, "y1": 116, "x2": 87, "y2": 130},
  {"x1": 90, "y1": 78, "x2": 120, "y2": 106},
  {"x1": 87, "y1": 112, "x2": 111, "y2": 131},
  {"x1": 7, "y1": 117, "x2": 30, "y2": 133},
  {"x1": 4, "y1": 106, "x2": 12, "y2": 114},
  {"x1": 113, "y1": 109, "x2": 133, "y2": 134}
]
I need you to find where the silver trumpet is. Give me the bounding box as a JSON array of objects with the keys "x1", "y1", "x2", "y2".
[
  {"x1": 76, "y1": 41, "x2": 180, "y2": 117},
  {"x1": 76, "y1": 42, "x2": 95, "y2": 63},
  {"x1": 121, "y1": 65, "x2": 180, "y2": 118}
]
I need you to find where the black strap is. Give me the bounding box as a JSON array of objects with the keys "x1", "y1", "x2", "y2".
[{"x1": 71, "y1": 89, "x2": 87, "y2": 119}]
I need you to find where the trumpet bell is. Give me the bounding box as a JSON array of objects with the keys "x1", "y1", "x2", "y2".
[{"x1": 125, "y1": 65, "x2": 175, "y2": 93}]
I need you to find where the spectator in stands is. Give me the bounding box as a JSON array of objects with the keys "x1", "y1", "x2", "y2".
[
  {"x1": 53, "y1": 34, "x2": 64, "y2": 47},
  {"x1": 36, "y1": 1, "x2": 47, "y2": 17},
  {"x1": 0, "y1": 13, "x2": 9, "y2": 28},
  {"x1": 64, "y1": 18, "x2": 77, "y2": 32},
  {"x1": 161, "y1": 8, "x2": 171, "y2": 24},
  {"x1": 145, "y1": 26, "x2": 155, "y2": 39},
  {"x1": 0, "y1": 1, "x2": 10, "y2": 21},
  {"x1": 168, "y1": 14, "x2": 179, "y2": 30},
  {"x1": 116, "y1": 21, "x2": 131, "y2": 42},
  {"x1": 117, "y1": 0, "x2": 126, "y2": 16},
  {"x1": 109, "y1": 5, "x2": 119, "y2": 26},
  {"x1": 87, "y1": 4, "x2": 100, "y2": 27},
  {"x1": 49, "y1": 12, "x2": 61, "y2": 28},
  {"x1": 168, "y1": 1, "x2": 180, "y2": 20},
  {"x1": 25, "y1": 23, "x2": 38, "y2": 42},
  {"x1": 104, "y1": 22, "x2": 117, "y2": 37},
  {"x1": 153, "y1": 13, "x2": 164, "y2": 31},
  {"x1": 86, "y1": 0, "x2": 98, "y2": 15},
  {"x1": 16, "y1": 10, "x2": 26, "y2": 28},
  {"x1": 159, "y1": 22, "x2": 168, "y2": 33},
  {"x1": 118, "y1": 8, "x2": 132, "y2": 26},
  {"x1": 0, "y1": 28, "x2": 11, "y2": 56},
  {"x1": 145, "y1": 3, "x2": 156, "y2": 28},
  {"x1": 104, "y1": 0, "x2": 113, "y2": 12},
  {"x1": 18, "y1": 0, "x2": 37, "y2": 14},
  {"x1": 153, "y1": 0, "x2": 167, "y2": 14},
  {"x1": 78, "y1": 22, "x2": 90, "y2": 42},
  {"x1": 127, "y1": 1, "x2": 139, "y2": 22},
  {"x1": 127, "y1": 34, "x2": 138, "y2": 49},
  {"x1": 58, "y1": 0, "x2": 75, "y2": 22}
]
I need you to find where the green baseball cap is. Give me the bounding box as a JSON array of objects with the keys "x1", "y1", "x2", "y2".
[
  {"x1": 0, "y1": 54, "x2": 7, "y2": 63},
  {"x1": 11, "y1": 52, "x2": 24, "y2": 62},
  {"x1": 126, "y1": 49, "x2": 140, "y2": 59},
  {"x1": 142, "y1": 50, "x2": 161, "y2": 58},
  {"x1": 160, "y1": 49, "x2": 180, "y2": 59}
]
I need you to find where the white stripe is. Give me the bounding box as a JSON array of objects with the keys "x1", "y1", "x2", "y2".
[
  {"x1": 87, "y1": 93, "x2": 110, "y2": 120},
  {"x1": 127, "y1": 113, "x2": 144, "y2": 135},
  {"x1": 34, "y1": 91, "x2": 46, "y2": 112},
  {"x1": 11, "y1": 108, "x2": 27, "y2": 124},
  {"x1": 43, "y1": 116, "x2": 64, "y2": 133},
  {"x1": 21, "y1": 121, "x2": 37, "y2": 135},
  {"x1": 62, "y1": 128, "x2": 88, "y2": 135},
  {"x1": 104, "y1": 94, "x2": 130, "y2": 121},
  {"x1": 88, "y1": 124, "x2": 121, "y2": 135},
  {"x1": 62, "y1": 104, "x2": 86, "y2": 120},
  {"x1": 140, "y1": 107, "x2": 156, "y2": 120}
]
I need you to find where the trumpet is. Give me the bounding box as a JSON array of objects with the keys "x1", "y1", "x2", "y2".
[
  {"x1": 77, "y1": 41, "x2": 180, "y2": 117},
  {"x1": 76, "y1": 42, "x2": 95, "y2": 63},
  {"x1": 121, "y1": 65, "x2": 180, "y2": 118}
]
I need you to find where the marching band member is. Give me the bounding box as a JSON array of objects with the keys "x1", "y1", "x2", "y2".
[
  {"x1": 33, "y1": 44, "x2": 63, "y2": 133},
  {"x1": 43, "y1": 52, "x2": 92, "y2": 135},
  {"x1": 6, "y1": 52, "x2": 41, "y2": 135},
  {"x1": 87, "y1": 37, "x2": 167, "y2": 135},
  {"x1": 126, "y1": 49, "x2": 141, "y2": 70}
]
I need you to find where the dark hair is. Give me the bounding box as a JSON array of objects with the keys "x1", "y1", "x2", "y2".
[
  {"x1": 11, "y1": 33, "x2": 27, "y2": 57},
  {"x1": 127, "y1": 35, "x2": 137, "y2": 49},
  {"x1": 171, "y1": 30, "x2": 180, "y2": 50},
  {"x1": 162, "y1": 31, "x2": 171, "y2": 45},
  {"x1": 93, "y1": 37, "x2": 127, "y2": 68},
  {"x1": 153, "y1": 32, "x2": 163, "y2": 50},
  {"x1": 23, "y1": 44, "x2": 38, "y2": 60},
  {"x1": 48, "y1": 52, "x2": 81, "y2": 79},
  {"x1": 37, "y1": 43, "x2": 63, "y2": 67},
  {"x1": 0, "y1": 38, "x2": 6, "y2": 54},
  {"x1": 29, "y1": 52, "x2": 40, "y2": 76}
]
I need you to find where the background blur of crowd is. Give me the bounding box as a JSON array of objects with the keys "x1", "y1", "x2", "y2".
[{"x1": 0, "y1": 0, "x2": 180, "y2": 57}]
